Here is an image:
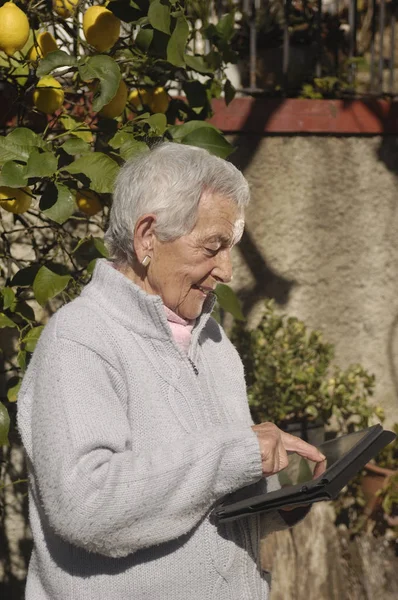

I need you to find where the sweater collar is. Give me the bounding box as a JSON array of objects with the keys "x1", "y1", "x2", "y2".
[{"x1": 81, "y1": 259, "x2": 216, "y2": 342}]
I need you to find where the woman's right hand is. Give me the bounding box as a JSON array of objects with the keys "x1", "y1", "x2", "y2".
[{"x1": 251, "y1": 422, "x2": 326, "y2": 477}]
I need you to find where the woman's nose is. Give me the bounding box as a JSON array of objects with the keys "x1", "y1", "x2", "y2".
[{"x1": 212, "y1": 249, "x2": 233, "y2": 283}]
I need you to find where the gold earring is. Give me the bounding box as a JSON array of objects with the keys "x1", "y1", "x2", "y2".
[{"x1": 141, "y1": 255, "x2": 151, "y2": 267}]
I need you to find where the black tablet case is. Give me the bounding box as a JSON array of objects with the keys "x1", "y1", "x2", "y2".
[{"x1": 215, "y1": 425, "x2": 396, "y2": 523}]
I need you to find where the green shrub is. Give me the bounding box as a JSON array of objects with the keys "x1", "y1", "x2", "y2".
[{"x1": 231, "y1": 300, "x2": 383, "y2": 432}]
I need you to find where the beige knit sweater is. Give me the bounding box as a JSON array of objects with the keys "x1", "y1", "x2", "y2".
[{"x1": 18, "y1": 259, "x2": 293, "y2": 600}]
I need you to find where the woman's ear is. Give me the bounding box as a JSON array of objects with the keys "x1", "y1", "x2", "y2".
[{"x1": 133, "y1": 214, "x2": 156, "y2": 263}]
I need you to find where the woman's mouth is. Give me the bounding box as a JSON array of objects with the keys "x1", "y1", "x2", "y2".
[{"x1": 192, "y1": 284, "x2": 213, "y2": 296}]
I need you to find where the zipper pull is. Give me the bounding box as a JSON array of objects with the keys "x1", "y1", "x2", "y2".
[{"x1": 188, "y1": 357, "x2": 199, "y2": 375}]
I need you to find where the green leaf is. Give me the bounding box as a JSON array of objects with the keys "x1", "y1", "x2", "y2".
[
  {"x1": 108, "y1": 0, "x2": 149, "y2": 22},
  {"x1": 0, "y1": 161, "x2": 27, "y2": 187},
  {"x1": 86, "y1": 258, "x2": 98, "y2": 274},
  {"x1": 168, "y1": 120, "x2": 219, "y2": 142},
  {"x1": 73, "y1": 236, "x2": 108, "y2": 263},
  {"x1": 7, "y1": 379, "x2": 21, "y2": 403},
  {"x1": 148, "y1": 0, "x2": 170, "y2": 34},
  {"x1": 71, "y1": 236, "x2": 90, "y2": 254},
  {"x1": 92, "y1": 238, "x2": 109, "y2": 258},
  {"x1": 0, "y1": 313, "x2": 17, "y2": 328},
  {"x1": 0, "y1": 137, "x2": 32, "y2": 165},
  {"x1": 40, "y1": 183, "x2": 76, "y2": 224},
  {"x1": 36, "y1": 50, "x2": 77, "y2": 77},
  {"x1": 22, "y1": 326, "x2": 44, "y2": 352},
  {"x1": 60, "y1": 138, "x2": 90, "y2": 155},
  {"x1": 59, "y1": 115, "x2": 93, "y2": 143},
  {"x1": 62, "y1": 153, "x2": 119, "y2": 194},
  {"x1": 181, "y1": 128, "x2": 234, "y2": 159},
  {"x1": 33, "y1": 266, "x2": 71, "y2": 306},
  {"x1": 298, "y1": 457, "x2": 314, "y2": 483},
  {"x1": 17, "y1": 350, "x2": 27, "y2": 372},
  {"x1": 211, "y1": 302, "x2": 221, "y2": 324},
  {"x1": 7, "y1": 128, "x2": 43, "y2": 147},
  {"x1": 167, "y1": 16, "x2": 189, "y2": 67},
  {"x1": 10, "y1": 265, "x2": 41, "y2": 287},
  {"x1": 214, "y1": 284, "x2": 244, "y2": 321},
  {"x1": 209, "y1": 77, "x2": 222, "y2": 100},
  {"x1": 135, "y1": 28, "x2": 154, "y2": 51},
  {"x1": 79, "y1": 55, "x2": 121, "y2": 113},
  {"x1": 119, "y1": 139, "x2": 149, "y2": 161},
  {"x1": 14, "y1": 301, "x2": 35, "y2": 322},
  {"x1": 26, "y1": 148, "x2": 58, "y2": 178},
  {"x1": 183, "y1": 80, "x2": 208, "y2": 108},
  {"x1": 278, "y1": 470, "x2": 293, "y2": 487},
  {"x1": 184, "y1": 55, "x2": 213, "y2": 74},
  {"x1": 149, "y1": 29, "x2": 169, "y2": 58},
  {"x1": 109, "y1": 130, "x2": 136, "y2": 149},
  {"x1": 147, "y1": 113, "x2": 167, "y2": 135},
  {"x1": 0, "y1": 402, "x2": 10, "y2": 445},
  {"x1": 10, "y1": 60, "x2": 29, "y2": 87},
  {"x1": 216, "y1": 13, "x2": 235, "y2": 42},
  {"x1": 224, "y1": 78, "x2": 236, "y2": 105},
  {"x1": 1, "y1": 287, "x2": 16, "y2": 310}
]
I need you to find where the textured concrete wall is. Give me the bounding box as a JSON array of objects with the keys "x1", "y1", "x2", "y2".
[{"x1": 229, "y1": 135, "x2": 398, "y2": 424}]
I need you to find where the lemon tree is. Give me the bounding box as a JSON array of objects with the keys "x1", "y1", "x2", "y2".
[{"x1": 0, "y1": 0, "x2": 239, "y2": 448}]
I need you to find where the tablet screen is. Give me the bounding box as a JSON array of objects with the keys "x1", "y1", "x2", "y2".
[{"x1": 278, "y1": 429, "x2": 370, "y2": 488}]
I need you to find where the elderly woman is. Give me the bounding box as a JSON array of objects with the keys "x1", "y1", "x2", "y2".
[{"x1": 18, "y1": 143, "x2": 324, "y2": 600}]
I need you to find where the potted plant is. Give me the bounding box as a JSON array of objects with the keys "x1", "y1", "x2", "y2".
[
  {"x1": 361, "y1": 424, "x2": 398, "y2": 520},
  {"x1": 334, "y1": 424, "x2": 398, "y2": 544},
  {"x1": 231, "y1": 300, "x2": 383, "y2": 444},
  {"x1": 230, "y1": 300, "x2": 396, "y2": 541}
]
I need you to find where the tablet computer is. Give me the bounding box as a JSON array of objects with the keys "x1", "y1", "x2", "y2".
[{"x1": 214, "y1": 424, "x2": 396, "y2": 523}]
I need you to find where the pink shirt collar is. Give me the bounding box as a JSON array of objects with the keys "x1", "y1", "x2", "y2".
[{"x1": 163, "y1": 306, "x2": 194, "y2": 354}]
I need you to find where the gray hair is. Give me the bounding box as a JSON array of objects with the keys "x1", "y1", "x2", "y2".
[{"x1": 104, "y1": 142, "x2": 250, "y2": 266}]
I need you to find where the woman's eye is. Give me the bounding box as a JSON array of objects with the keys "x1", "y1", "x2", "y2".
[{"x1": 205, "y1": 247, "x2": 219, "y2": 256}]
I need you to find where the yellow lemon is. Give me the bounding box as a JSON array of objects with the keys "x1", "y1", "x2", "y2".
[
  {"x1": 83, "y1": 6, "x2": 120, "y2": 52},
  {"x1": 0, "y1": 3, "x2": 30, "y2": 56},
  {"x1": 53, "y1": 0, "x2": 79, "y2": 18},
  {"x1": 128, "y1": 88, "x2": 153, "y2": 111},
  {"x1": 99, "y1": 80, "x2": 128, "y2": 119},
  {"x1": 76, "y1": 190, "x2": 102, "y2": 216},
  {"x1": 151, "y1": 87, "x2": 169, "y2": 114},
  {"x1": 128, "y1": 87, "x2": 169, "y2": 113},
  {"x1": 28, "y1": 32, "x2": 58, "y2": 61},
  {"x1": 0, "y1": 186, "x2": 32, "y2": 214},
  {"x1": 33, "y1": 76, "x2": 64, "y2": 114}
]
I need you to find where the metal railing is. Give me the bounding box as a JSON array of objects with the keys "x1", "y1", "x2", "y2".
[{"x1": 202, "y1": 0, "x2": 398, "y2": 97}]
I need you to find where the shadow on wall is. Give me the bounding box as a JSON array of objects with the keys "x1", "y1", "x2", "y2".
[
  {"x1": 360, "y1": 101, "x2": 398, "y2": 411},
  {"x1": 387, "y1": 312, "x2": 398, "y2": 410},
  {"x1": 225, "y1": 97, "x2": 398, "y2": 407},
  {"x1": 226, "y1": 98, "x2": 296, "y2": 315}
]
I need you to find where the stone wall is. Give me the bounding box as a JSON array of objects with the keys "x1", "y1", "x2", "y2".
[
  {"x1": 261, "y1": 503, "x2": 398, "y2": 600},
  {"x1": 229, "y1": 135, "x2": 398, "y2": 425}
]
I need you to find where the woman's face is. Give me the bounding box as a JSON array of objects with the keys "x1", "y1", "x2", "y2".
[{"x1": 146, "y1": 192, "x2": 244, "y2": 320}]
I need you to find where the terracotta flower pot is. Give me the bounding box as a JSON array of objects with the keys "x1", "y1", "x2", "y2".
[{"x1": 361, "y1": 462, "x2": 396, "y2": 517}]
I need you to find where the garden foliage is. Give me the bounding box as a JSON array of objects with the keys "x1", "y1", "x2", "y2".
[
  {"x1": 231, "y1": 300, "x2": 383, "y2": 431},
  {"x1": 0, "y1": 0, "x2": 239, "y2": 444}
]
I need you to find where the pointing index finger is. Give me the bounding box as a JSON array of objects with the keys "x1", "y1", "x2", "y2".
[{"x1": 281, "y1": 431, "x2": 326, "y2": 463}]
